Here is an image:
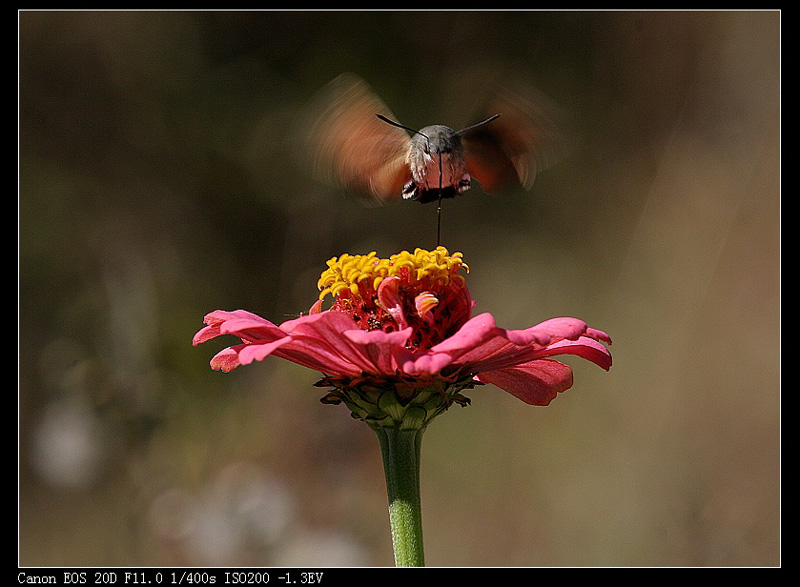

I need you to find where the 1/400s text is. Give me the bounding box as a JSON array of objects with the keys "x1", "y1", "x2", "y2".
[{"x1": 18, "y1": 572, "x2": 324, "y2": 586}]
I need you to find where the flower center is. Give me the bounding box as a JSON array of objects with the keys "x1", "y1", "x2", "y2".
[{"x1": 317, "y1": 247, "x2": 472, "y2": 350}]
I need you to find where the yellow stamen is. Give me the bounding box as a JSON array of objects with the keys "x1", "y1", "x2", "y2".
[{"x1": 317, "y1": 247, "x2": 468, "y2": 301}]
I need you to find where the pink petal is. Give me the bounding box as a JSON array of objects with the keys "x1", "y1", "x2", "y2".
[
  {"x1": 219, "y1": 318, "x2": 285, "y2": 342},
  {"x1": 439, "y1": 316, "x2": 612, "y2": 375},
  {"x1": 209, "y1": 346, "x2": 245, "y2": 373},
  {"x1": 237, "y1": 336, "x2": 295, "y2": 366},
  {"x1": 275, "y1": 340, "x2": 363, "y2": 376},
  {"x1": 427, "y1": 313, "x2": 546, "y2": 372},
  {"x1": 495, "y1": 326, "x2": 552, "y2": 347},
  {"x1": 376, "y1": 276, "x2": 407, "y2": 328},
  {"x1": 203, "y1": 309, "x2": 272, "y2": 327},
  {"x1": 280, "y1": 311, "x2": 403, "y2": 376},
  {"x1": 197, "y1": 309, "x2": 365, "y2": 377},
  {"x1": 396, "y1": 313, "x2": 514, "y2": 377},
  {"x1": 525, "y1": 317, "x2": 588, "y2": 342},
  {"x1": 343, "y1": 327, "x2": 413, "y2": 374},
  {"x1": 430, "y1": 315, "x2": 593, "y2": 368},
  {"x1": 207, "y1": 332, "x2": 351, "y2": 376},
  {"x1": 429, "y1": 312, "x2": 502, "y2": 357},
  {"x1": 193, "y1": 309, "x2": 282, "y2": 345},
  {"x1": 278, "y1": 309, "x2": 354, "y2": 334},
  {"x1": 534, "y1": 335, "x2": 613, "y2": 371},
  {"x1": 414, "y1": 292, "x2": 439, "y2": 322},
  {"x1": 396, "y1": 350, "x2": 454, "y2": 377},
  {"x1": 476, "y1": 359, "x2": 574, "y2": 406},
  {"x1": 585, "y1": 327, "x2": 613, "y2": 345}
]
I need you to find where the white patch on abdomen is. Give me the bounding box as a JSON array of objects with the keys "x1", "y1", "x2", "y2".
[{"x1": 414, "y1": 152, "x2": 469, "y2": 190}]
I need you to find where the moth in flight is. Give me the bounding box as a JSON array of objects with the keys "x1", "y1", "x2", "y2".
[{"x1": 299, "y1": 72, "x2": 571, "y2": 207}]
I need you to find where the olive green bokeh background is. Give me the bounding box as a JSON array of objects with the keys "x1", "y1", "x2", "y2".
[{"x1": 19, "y1": 10, "x2": 780, "y2": 566}]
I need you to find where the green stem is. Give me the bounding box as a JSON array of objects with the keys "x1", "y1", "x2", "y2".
[{"x1": 373, "y1": 425, "x2": 426, "y2": 567}]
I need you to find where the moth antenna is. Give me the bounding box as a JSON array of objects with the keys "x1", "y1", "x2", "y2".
[
  {"x1": 376, "y1": 114, "x2": 429, "y2": 142},
  {"x1": 456, "y1": 113, "x2": 501, "y2": 135}
]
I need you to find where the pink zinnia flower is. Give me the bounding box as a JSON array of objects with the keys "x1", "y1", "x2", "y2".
[{"x1": 193, "y1": 247, "x2": 611, "y2": 413}]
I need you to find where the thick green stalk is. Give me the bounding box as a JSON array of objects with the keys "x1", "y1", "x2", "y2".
[{"x1": 373, "y1": 425, "x2": 425, "y2": 567}]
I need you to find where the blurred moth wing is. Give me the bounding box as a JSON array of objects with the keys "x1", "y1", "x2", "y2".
[
  {"x1": 300, "y1": 73, "x2": 412, "y2": 205},
  {"x1": 462, "y1": 84, "x2": 572, "y2": 194}
]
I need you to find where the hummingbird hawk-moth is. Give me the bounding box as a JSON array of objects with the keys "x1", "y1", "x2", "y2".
[{"x1": 299, "y1": 72, "x2": 571, "y2": 206}]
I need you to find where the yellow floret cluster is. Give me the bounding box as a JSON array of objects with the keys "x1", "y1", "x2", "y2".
[{"x1": 317, "y1": 246, "x2": 468, "y2": 301}]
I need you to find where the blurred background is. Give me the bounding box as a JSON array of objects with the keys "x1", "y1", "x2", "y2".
[{"x1": 19, "y1": 10, "x2": 779, "y2": 567}]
